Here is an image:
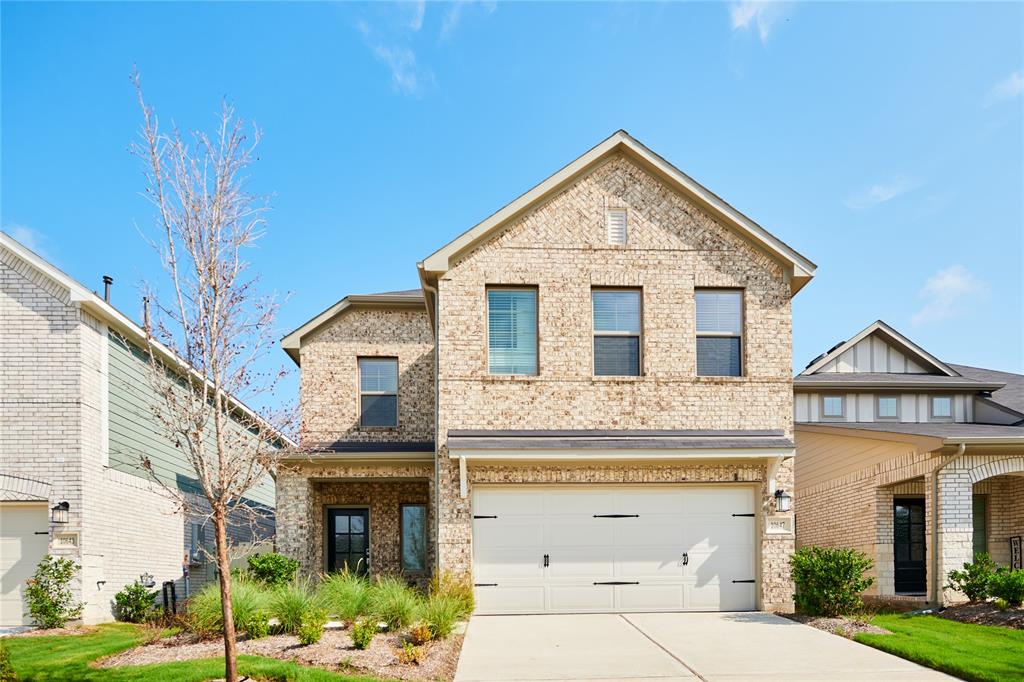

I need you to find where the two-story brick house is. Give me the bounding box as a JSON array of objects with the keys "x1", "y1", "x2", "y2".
[{"x1": 277, "y1": 131, "x2": 816, "y2": 613}]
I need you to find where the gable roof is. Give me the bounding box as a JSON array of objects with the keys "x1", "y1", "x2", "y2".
[
  {"x1": 800, "y1": 320, "x2": 958, "y2": 377},
  {"x1": 417, "y1": 130, "x2": 816, "y2": 295},
  {"x1": 950, "y1": 363, "x2": 1024, "y2": 418},
  {"x1": 280, "y1": 289, "x2": 426, "y2": 365},
  {"x1": 1, "y1": 231, "x2": 296, "y2": 447}
]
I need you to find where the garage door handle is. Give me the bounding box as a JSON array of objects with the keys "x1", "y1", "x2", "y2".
[
  {"x1": 732, "y1": 579, "x2": 756, "y2": 583},
  {"x1": 543, "y1": 554, "x2": 549, "y2": 567},
  {"x1": 682, "y1": 552, "x2": 688, "y2": 566},
  {"x1": 594, "y1": 581, "x2": 639, "y2": 585},
  {"x1": 593, "y1": 514, "x2": 639, "y2": 518}
]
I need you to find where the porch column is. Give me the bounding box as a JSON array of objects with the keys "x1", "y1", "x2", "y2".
[
  {"x1": 874, "y1": 486, "x2": 895, "y2": 596},
  {"x1": 936, "y1": 467, "x2": 973, "y2": 605},
  {"x1": 276, "y1": 472, "x2": 314, "y2": 575},
  {"x1": 924, "y1": 471, "x2": 936, "y2": 603}
]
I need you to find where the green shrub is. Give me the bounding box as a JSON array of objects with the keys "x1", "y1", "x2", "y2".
[
  {"x1": 369, "y1": 576, "x2": 422, "y2": 631},
  {"x1": 187, "y1": 576, "x2": 271, "y2": 637},
  {"x1": 113, "y1": 581, "x2": 156, "y2": 623},
  {"x1": 420, "y1": 593, "x2": 462, "y2": 639},
  {"x1": 297, "y1": 608, "x2": 328, "y2": 646},
  {"x1": 946, "y1": 553, "x2": 998, "y2": 602},
  {"x1": 0, "y1": 642, "x2": 15, "y2": 682},
  {"x1": 397, "y1": 641, "x2": 424, "y2": 665},
  {"x1": 790, "y1": 546, "x2": 874, "y2": 617},
  {"x1": 429, "y1": 571, "x2": 474, "y2": 618},
  {"x1": 317, "y1": 569, "x2": 371, "y2": 622},
  {"x1": 269, "y1": 578, "x2": 318, "y2": 634},
  {"x1": 988, "y1": 569, "x2": 1024, "y2": 607},
  {"x1": 247, "y1": 553, "x2": 299, "y2": 588},
  {"x1": 409, "y1": 622, "x2": 433, "y2": 645},
  {"x1": 243, "y1": 611, "x2": 270, "y2": 639},
  {"x1": 350, "y1": 619, "x2": 377, "y2": 650},
  {"x1": 24, "y1": 555, "x2": 83, "y2": 629}
]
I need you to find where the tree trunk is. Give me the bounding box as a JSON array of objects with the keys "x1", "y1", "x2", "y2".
[{"x1": 213, "y1": 507, "x2": 238, "y2": 682}]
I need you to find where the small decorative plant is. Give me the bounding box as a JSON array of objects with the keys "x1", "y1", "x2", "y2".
[
  {"x1": 397, "y1": 641, "x2": 424, "y2": 665},
  {"x1": 24, "y1": 555, "x2": 83, "y2": 629},
  {"x1": 297, "y1": 608, "x2": 328, "y2": 646},
  {"x1": 409, "y1": 622, "x2": 433, "y2": 645},
  {"x1": 246, "y1": 553, "x2": 299, "y2": 587},
  {"x1": 243, "y1": 612, "x2": 270, "y2": 639},
  {"x1": 790, "y1": 546, "x2": 874, "y2": 617},
  {"x1": 113, "y1": 581, "x2": 156, "y2": 623},
  {"x1": 0, "y1": 642, "x2": 15, "y2": 682},
  {"x1": 350, "y1": 619, "x2": 376, "y2": 650},
  {"x1": 988, "y1": 568, "x2": 1024, "y2": 607},
  {"x1": 946, "y1": 553, "x2": 998, "y2": 602}
]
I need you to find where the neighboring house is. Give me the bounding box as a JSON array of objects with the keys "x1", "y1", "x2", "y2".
[
  {"x1": 277, "y1": 130, "x2": 817, "y2": 614},
  {"x1": 0, "y1": 233, "x2": 291, "y2": 627},
  {"x1": 794, "y1": 320, "x2": 1024, "y2": 605}
]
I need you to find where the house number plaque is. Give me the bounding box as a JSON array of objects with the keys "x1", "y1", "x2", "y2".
[{"x1": 766, "y1": 516, "x2": 794, "y2": 535}]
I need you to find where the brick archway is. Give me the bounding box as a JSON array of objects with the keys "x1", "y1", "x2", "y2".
[{"x1": 968, "y1": 457, "x2": 1024, "y2": 484}]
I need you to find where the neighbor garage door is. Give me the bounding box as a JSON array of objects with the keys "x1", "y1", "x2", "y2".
[
  {"x1": 472, "y1": 486, "x2": 757, "y2": 614},
  {"x1": 0, "y1": 504, "x2": 50, "y2": 626}
]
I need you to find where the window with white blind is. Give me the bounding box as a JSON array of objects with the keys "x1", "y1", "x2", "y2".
[
  {"x1": 606, "y1": 209, "x2": 627, "y2": 245},
  {"x1": 487, "y1": 288, "x2": 538, "y2": 375},
  {"x1": 358, "y1": 358, "x2": 398, "y2": 427},
  {"x1": 695, "y1": 289, "x2": 743, "y2": 376},
  {"x1": 593, "y1": 289, "x2": 641, "y2": 376}
]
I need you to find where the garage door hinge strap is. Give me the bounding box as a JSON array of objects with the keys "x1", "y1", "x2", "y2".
[
  {"x1": 593, "y1": 581, "x2": 640, "y2": 585},
  {"x1": 473, "y1": 515, "x2": 497, "y2": 519},
  {"x1": 732, "y1": 513, "x2": 756, "y2": 517},
  {"x1": 34, "y1": 531, "x2": 50, "y2": 535},
  {"x1": 593, "y1": 514, "x2": 639, "y2": 518},
  {"x1": 732, "y1": 579, "x2": 756, "y2": 583},
  {"x1": 474, "y1": 583, "x2": 498, "y2": 587}
]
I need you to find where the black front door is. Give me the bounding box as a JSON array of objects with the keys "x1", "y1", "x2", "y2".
[
  {"x1": 894, "y1": 499, "x2": 926, "y2": 594},
  {"x1": 328, "y1": 508, "x2": 369, "y2": 575}
]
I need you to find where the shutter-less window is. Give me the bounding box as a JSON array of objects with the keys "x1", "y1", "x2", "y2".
[
  {"x1": 488, "y1": 289, "x2": 538, "y2": 375},
  {"x1": 359, "y1": 358, "x2": 398, "y2": 426},
  {"x1": 606, "y1": 209, "x2": 627, "y2": 245},
  {"x1": 695, "y1": 290, "x2": 743, "y2": 376},
  {"x1": 401, "y1": 504, "x2": 427, "y2": 572},
  {"x1": 593, "y1": 289, "x2": 641, "y2": 376}
]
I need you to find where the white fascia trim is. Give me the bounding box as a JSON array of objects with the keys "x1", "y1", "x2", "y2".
[
  {"x1": 449, "y1": 447, "x2": 795, "y2": 461},
  {"x1": 800, "y1": 320, "x2": 957, "y2": 377},
  {"x1": 280, "y1": 452, "x2": 434, "y2": 464},
  {"x1": 943, "y1": 437, "x2": 1024, "y2": 446}
]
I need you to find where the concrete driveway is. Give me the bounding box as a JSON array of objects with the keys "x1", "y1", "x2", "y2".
[{"x1": 454, "y1": 612, "x2": 953, "y2": 681}]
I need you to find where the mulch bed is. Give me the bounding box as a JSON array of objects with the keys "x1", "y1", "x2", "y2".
[
  {"x1": 97, "y1": 626, "x2": 463, "y2": 681},
  {"x1": 6, "y1": 626, "x2": 96, "y2": 638},
  {"x1": 778, "y1": 613, "x2": 890, "y2": 639},
  {"x1": 938, "y1": 602, "x2": 1024, "y2": 629}
]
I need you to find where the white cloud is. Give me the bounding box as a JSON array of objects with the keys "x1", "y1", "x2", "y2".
[
  {"x1": 407, "y1": 1, "x2": 425, "y2": 31},
  {"x1": 357, "y1": 20, "x2": 432, "y2": 96},
  {"x1": 441, "y1": 0, "x2": 496, "y2": 41},
  {"x1": 5, "y1": 224, "x2": 51, "y2": 260},
  {"x1": 911, "y1": 265, "x2": 988, "y2": 325},
  {"x1": 984, "y1": 71, "x2": 1023, "y2": 108},
  {"x1": 729, "y1": 1, "x2": 791, "y2": 43},
  {"x1": 843, "y1": 175, "x2": 923, "y2": 211}
]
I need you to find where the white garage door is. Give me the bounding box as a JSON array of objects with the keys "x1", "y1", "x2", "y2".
[
  {"x1": 472, "y1": 486, "x2": 757, "y2": 614},
  {"x1": 1, "y1": 504, "x2": 50, "y2": 626}
]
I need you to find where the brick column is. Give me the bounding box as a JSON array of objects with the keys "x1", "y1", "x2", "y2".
[
  {"x1": 275, "y1": 472, "x2": 313, "y2": 574},
  {"x1": 923, "y1": 471, "x2": 936, "y2": 603},
  {"x1": 874, "y1": 486, "x2": 895, "y2": 596},
  {"x1": 936, "y1": 467, "x2": 973, "y2": 605}
]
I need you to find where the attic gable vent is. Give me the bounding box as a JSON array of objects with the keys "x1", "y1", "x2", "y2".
[{"x1": 606, "y1": 209, "x2": 627, "y2": 245}]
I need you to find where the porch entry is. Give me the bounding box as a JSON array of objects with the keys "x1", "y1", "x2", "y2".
[
  {"x1": 328, "y1": 508, "x2": 369, "y2": 575},
  {"x1": 893, "y1": 499, "x2": 926, "y2": 594}
]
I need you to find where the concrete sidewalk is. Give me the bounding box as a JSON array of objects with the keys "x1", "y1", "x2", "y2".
[{"x1": 454, "y1": 612, "x2": 953, "y2": 681}]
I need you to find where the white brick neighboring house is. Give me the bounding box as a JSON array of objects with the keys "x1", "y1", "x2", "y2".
[
  {"x1": 0, "y1": 232, "x2": 293, "y2": 627},
  {"x1": 794, "y1": 320, "x2": 1024, "y2": 605}
]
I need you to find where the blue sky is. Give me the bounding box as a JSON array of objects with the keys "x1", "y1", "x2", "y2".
[{"x1": 3, "y1": 1, "x2": 1022, "y2": 413}]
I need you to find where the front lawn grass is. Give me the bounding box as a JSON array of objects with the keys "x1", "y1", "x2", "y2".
[
  {"x1": 3, "y1": 622, "x2": 388, "y2": 681},
  {"x1": 855, "y1": 614, "x2": 1024, "y2": 682}
]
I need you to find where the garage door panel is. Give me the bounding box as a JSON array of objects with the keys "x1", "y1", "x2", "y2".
[
  {"x1": 546, "y1": 520, "x2": 613, "y2": 547},
  {"x1": 545, "y1": 491, "x2": 610, "y2": 515},
  {"x1": 474, "y1": 586, "x2": 546, "y2": 614},
  {"x1": 613, "y1": 490, "x2": 685, "y2": 515},
  {"x1": 685, "y1": 518, "x2": 755, "y2": 550},
  {"x1": 473, "y1": 521, "x2": 542, "y2": 550},
  {"x1": 618, "y1": 584, "x2": 685, "y2": 610},
  {"x1": 547, "y1": 547, "x2": 615, "y2": 579},
  {"x1": 616, "y1": 550, "x2": 686, "y2": 579},
  {"x1": 549, "y1": 584, "x2": 615, "y2": 612},
  {"x1": 688, "y1": 547, "x2": 755, "y2": 580},
  {"x1": 687, "y1": 581, "x2": 756, "y2": 611},
  {"x1": 613, "y1": 519, "x2": 684, "y2": 546},
  {"x1": 474, "y1": 549, "x2": 543, "y2": 580},
  {"x1": 475, "y1": 491, "x2": 545, "y2": 516}
]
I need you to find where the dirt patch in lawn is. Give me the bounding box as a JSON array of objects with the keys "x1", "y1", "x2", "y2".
[
  {"x1": 779, "y1": 613, "x2": 890, "y2": 639},
  {"x1": 938, "y1": 602, "x2": 1024, "y2": 629},
  {"x1": 6, "y1": 626, "x2": 97, "y2": 638},
  {"x1": 97, "y1": 627, "x2": 463, "y2": 681}
]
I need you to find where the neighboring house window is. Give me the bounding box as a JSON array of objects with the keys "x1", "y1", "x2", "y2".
[
  {"x1": 359, "y1": 358, "x2": 398, "y2": 427},
  {"x1": 877, "y1": 396, "x2": 899, "y2": 420},
  {"x1": 400, "y1": 504, "x2": 427, "y2": 573},
  {"x1": 606, "y1": 209, "x2": 627, "y2": 245},
  {"x1": 488, "y1": 288, "x2": 538, "y2": 375},
  {"x1": 592, "y1": 289, "x2": 641, "y2": 376},
  {"x1": 930, "y1": 395, "x2": 953, "y2": 421},
  {"x1": 821, "y1": 395, "x2": 845, "y2": 420},
  {"x1": 695, "y1": 290, "x2": 743, "y2": 376}
]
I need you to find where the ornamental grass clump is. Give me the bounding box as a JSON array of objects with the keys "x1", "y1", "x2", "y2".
[
  {"x1": 187, "y1": 576, "x2": 271, "y2": 638},
  {"x1": 317, "y1": 569, "x2": 372, "y2": 622},
  {"x1": 269, "y1": 578, "x2": 319, "y2": 634},
  {"x1": 419, "y1": 593, "x2": 463, "y2": 640},
  {"x1": 368, "y1": 576, "x2": 423, "y2": 631},
  {"x1": 790, "y1": 546, "x2": 874, "y2": 617},
  {"x1": 429, "y1": 571, "x2": 474, "y2": 618}
]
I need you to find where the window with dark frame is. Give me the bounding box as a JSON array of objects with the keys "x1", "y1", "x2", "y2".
[
  {"x1": 400, "y1": 504, "x2": 427, "y2": 573},
  {"x1": 358, "y1": 358, "x2": 398, "y2": 427},
  {"x1": 592, "y1": 289, "x2": 641, "y2": 376},
  {"x1": 487, "y1": 288, "x2": 538, "y2": 375},
  {"x1": 695, "y1": 289, "x2": 743, "y2": 377}
]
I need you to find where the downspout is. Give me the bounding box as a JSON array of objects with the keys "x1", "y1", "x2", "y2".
[
  {"x1": 931, "y1": 442, "x2": 966, "y2": 604},
  {"x1": 419, "y1": 266, "x2": 441, "y2": 573}
]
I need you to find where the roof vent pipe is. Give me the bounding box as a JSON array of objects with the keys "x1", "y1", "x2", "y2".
[
  {"x1": 102, "y1": 275, "x2": 113, "y2": 302},
  {"x1": 142, "y1": 297, "x2": 151, "y2": 333}
]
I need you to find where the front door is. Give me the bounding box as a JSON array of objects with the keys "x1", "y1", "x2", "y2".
[
  {"x1": 894, "y1": 499, "x2": 926, "y2": 594},
  {"x1": 327, "y1": 508, "x2": 369, "y2": 575}
]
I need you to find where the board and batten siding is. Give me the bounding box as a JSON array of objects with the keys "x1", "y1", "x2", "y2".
[
  {"x1": 815, "y1": 334, "x2": 928, "y2": 374},
  {"x1": 795, "y1": 392, "x2": 973, "y2": 424},
  {"x1": 106, "y1": 332, "x2": 275, "y2": 508}
]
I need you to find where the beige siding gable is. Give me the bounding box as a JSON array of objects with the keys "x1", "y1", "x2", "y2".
[{"x1": 794, "y1": 430, "x2": 922, "y2": 491}]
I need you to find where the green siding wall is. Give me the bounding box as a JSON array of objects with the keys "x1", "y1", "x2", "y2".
[{"x1": 107, "y1": 332, "x2": 276, "y2": 508}]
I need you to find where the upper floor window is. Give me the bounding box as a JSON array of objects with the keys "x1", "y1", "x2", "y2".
[
  {"x1": 877, "y1": 396, "x2": 899, "y2": 420},
  {"x1": 488, "y1": 288, "x2": 538, "y2": 375},
  {"x1": 822, "y1": 395, "x2": 845, "y2": 420},
  {"x1": 695, "y1": 289, "x2": 743, "y2": 377},
  {"x1": 931, "y1": 395, "x2": 953, "y2": 421},
  {"x1": 593, "y1": 289, "x2": 641, "y2": 376},
  {"x1": 358, "y1": 357, "x2": 398, "y2": 427}
]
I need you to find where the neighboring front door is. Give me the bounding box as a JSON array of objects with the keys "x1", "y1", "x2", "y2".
[
  {"x1": 327, "y1": 508, "x2": 369, "y2": 575},
  {"x1": 894, "y1": 499, "x2": 926, "y2": 594}
]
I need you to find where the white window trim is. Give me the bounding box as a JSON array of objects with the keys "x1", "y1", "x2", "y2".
[
  {"x1": 695, "y1": 288, "x2": 744, "y2": 377},
  {"x1": 820, "y1": 394, "x2": 846, "y2": 421},
  {"x1": 358, "y1": 357, "x2": 399, "y2": 428},
  {"x1": 929, "y1": 395, "x2": 954, "y2": 422},
  {"x1": 876, "y1": 395, "x2": 899, "y2": 421},
  {"x1": 592, "y1": 287, "x2": 643, "y2": 377}
]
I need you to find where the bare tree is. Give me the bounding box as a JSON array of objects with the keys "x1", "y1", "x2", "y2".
[{"x1": 129, "y1": 71, "x2": 290, "y2": 682}]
